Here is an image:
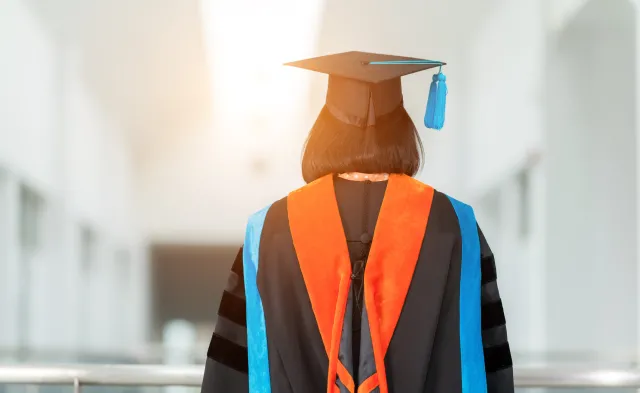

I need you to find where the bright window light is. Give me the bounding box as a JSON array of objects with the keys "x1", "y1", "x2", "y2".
[{"x1": 200, "y1": 0, "x2": 325, "y2": 155}]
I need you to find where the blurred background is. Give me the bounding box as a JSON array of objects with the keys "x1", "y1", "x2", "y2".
[{"x1": 0, "y1": 0, "x2": 638, "y2": 391}]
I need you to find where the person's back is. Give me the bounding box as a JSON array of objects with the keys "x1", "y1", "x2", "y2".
[{"x1": 201, "y1": 52, "x2": 514, "y2": 393}]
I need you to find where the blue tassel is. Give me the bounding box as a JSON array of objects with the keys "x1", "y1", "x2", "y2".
[
  {"x1": 424, "y1": 74, "x2": 438, "y2": 129},
  {"x1": 424, "y1": 71, "x2": 447, "y2": 130},
  {"x1": 433, "y1": 72, "x2": 447, "y2": 129}
]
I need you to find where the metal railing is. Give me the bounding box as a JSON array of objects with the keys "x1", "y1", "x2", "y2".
[{"x1": 1, "y1": 365, "x2": 640, "y2": 390}]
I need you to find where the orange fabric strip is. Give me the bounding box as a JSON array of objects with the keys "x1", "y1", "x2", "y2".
[
  {"x1": 357, "y1": 373, "x2": 379, "y2": 393},
  {"x1": 337, "y1": 361, "x2": 356, "y2": 393},
  {"x1": 364, "y1": 174, "x2": 434, "y2": 393},
  {"x1": 327, "y1": 275, "x2": 353, "y2": 393},
  {"x1": 288, "y1": 175, "x2": 352, "y2": 393},
  {"x1": 288, "y1": 174, "x2": 350, "y2": 353}
]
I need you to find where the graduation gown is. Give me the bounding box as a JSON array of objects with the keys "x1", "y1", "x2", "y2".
[{"x1": 201, "y1": 174, "x2": 514, "y2": 393}]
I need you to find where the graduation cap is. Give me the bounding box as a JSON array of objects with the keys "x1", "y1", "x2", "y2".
[{"x1": 285, "y1": 51, "x2": 448, "y2": 130}]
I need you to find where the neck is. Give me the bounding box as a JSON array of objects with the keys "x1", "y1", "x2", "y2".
[{"x1": 338, "y1": 172, "x2": 389, "y2": 182}]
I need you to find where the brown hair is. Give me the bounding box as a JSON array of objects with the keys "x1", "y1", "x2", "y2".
[{"x1": 301, "y1": 106, "x2": 424, "y2": 183}]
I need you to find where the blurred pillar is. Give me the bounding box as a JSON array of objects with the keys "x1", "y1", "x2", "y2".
[
  {"x1": 634, "y1": 0, "x2": 640, "y2": 370},
  {"x1": 0, "y1": 170, "x2": 20, "y2": 358}
]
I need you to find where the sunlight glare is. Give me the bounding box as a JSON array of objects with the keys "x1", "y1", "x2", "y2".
[{"x1": 200, "y1": 0, "x2": 325, "y2": 162}]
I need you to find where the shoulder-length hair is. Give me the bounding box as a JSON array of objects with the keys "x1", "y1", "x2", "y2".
[{"x1": 301, "y1": 106, "x2": 424, "y2": 183}]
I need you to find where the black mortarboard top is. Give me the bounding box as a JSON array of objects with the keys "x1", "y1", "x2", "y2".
[{"x1": 285, "y1": 51, "x2": 448, "y2": 130}]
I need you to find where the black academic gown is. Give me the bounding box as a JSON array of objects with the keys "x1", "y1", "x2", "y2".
[{"x1": 201, "y1": 175, "x2": 514, "y2": 393}]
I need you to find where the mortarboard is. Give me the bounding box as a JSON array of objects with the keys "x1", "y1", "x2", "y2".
[{"x1": 285, "y1": 51, "x2": 448, "y2": 130}]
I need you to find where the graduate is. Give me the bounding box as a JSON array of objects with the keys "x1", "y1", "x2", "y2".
[{"x1": 200, "y1": 51, "x2": 514, "y2": 393}]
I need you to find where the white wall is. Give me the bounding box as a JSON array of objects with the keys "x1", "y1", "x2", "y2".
[
  {"x1": 0, "y1": 0, "x2": 58, "y2": 191},
  {"x1": 464, "y1": 0, "x2": 545, "y2": 198},
  {"x1": 0, "y1": 0, "x2": 60, "y2": 353},
  {"x1": 0, "y1": 0, "x2": 147, "y2": 358},
  {"x1": 546, "y1": 0, "x2": 591, "y2": 33},
  {"x1": 545, "y1": 0, "x2": 637, "y2": 363}
]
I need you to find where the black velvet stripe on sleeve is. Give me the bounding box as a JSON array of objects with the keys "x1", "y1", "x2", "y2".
[
  {"x1": 483, "y1": 343, "x2": 513, "y2": 374},
  {"x1": 207, "y1": 332, "x2": 249, "y2": 374},
  {"x1": 480, "y1": 277, "x2": 511, "y2": 374},
  {"x1": 481, "y1": 254, "x2": 497, "y2": 285},
  {"x1": 482, "y1": 325, "x2": 508, "y2": 349},
  {"x1": 204, "y1": 246, "x2": 249, "y2": 378},
  {"x1": 481, "y1": 281, "x2": 501, "y2": 305},
  {"x1": 219, "y1": 290, "x2": 247, "y2": 326},
  {"x1": 217, "y1": 246, "x2": 247, "y2": 325},
  {"x1": 478, "y1": 227, "x2": 513, "y2": 391},
  {"x1": 481, "y1": 301, "x2": 506, "y2": 330}
]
